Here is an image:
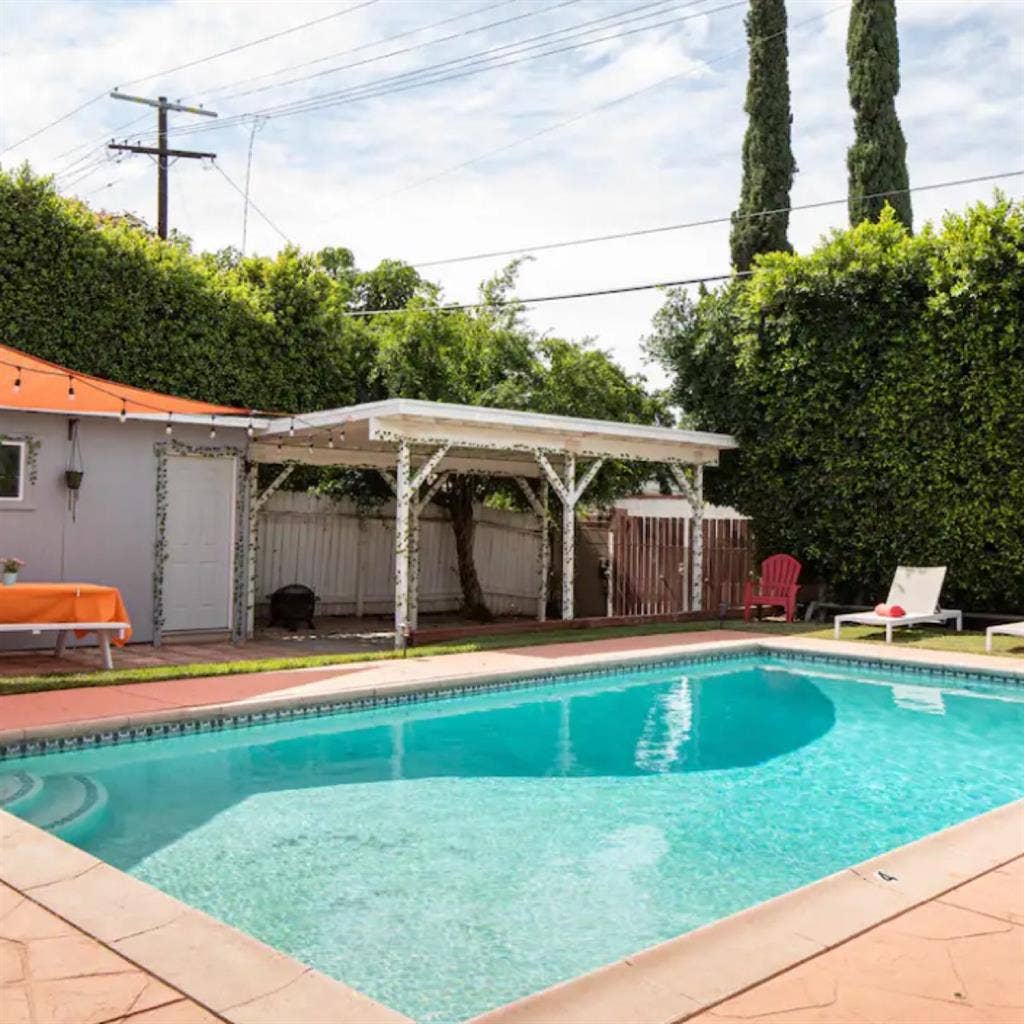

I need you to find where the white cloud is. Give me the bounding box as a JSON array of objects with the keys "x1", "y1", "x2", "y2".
[{"x1": 1, "y1": 0, "x2": 1021, "y2": 392}]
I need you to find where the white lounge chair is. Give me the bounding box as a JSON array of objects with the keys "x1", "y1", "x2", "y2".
[
  {"x1": 985, "y1": 621, "x2": 1024, "y2": 653},
  {"x1": 833, "y1": 566, "x2": 963, "y2": 643}
]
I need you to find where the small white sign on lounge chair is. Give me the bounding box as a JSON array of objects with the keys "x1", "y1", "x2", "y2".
[{"x1": 834, "y1": 566, "x2": 963, "y2": 643}]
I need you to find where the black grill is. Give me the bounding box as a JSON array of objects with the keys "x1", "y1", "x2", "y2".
[{"x1": 269, "y1": 584, "x2": 317, "y2": 631}]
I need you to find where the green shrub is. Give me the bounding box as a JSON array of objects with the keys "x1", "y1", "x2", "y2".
[{"x1": 648, "y1": 198, "x2": 1024, "y2": 612}]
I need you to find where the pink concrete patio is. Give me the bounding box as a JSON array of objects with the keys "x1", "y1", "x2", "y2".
[{"x1": 1, "y1": 631, "x2": 1022, "y2": 1024}]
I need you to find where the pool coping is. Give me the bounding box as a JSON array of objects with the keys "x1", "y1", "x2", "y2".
[{"x1": 1, "y1": 634, "x2": 1023, "y2": 1023}]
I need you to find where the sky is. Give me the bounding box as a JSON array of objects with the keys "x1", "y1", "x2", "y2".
[{"x1": 1, "y1": 0, "x2": 1022, "y2": 388}]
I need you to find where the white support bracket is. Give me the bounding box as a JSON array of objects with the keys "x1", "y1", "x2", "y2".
[{"x1": 533, "y1": 451, "x2": 604, "y2": 621}]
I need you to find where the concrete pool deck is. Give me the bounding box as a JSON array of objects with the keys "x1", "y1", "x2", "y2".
[{"x1": 1, "y1": 631, "x2": 1022, "y2": 1023}]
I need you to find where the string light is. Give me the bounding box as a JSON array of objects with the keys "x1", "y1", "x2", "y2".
[
  {"x1": 209, "y1": 415, "x2": 217, "y2": 439},
  {"x1": 165, "y1": 413, "x2": 173, "y2": 436},
  {"x1": 67, "y1": 375, "x2": 76, "y2": 400},
  {"x1": 289, "y1": 417, "x2": 295, "y2": 437},
  {"x1": 12, "y1": 367, "x2": 21, "y2": 393},
  {"x1": 327, "y1": 433, "x2": 334, "y2": 449},
  {"x1": 246, "y1": 417, "x2": 254, "y2": 439},
  {"x1": 119, "y1": 399, "x2": 127, "y2": 423}
]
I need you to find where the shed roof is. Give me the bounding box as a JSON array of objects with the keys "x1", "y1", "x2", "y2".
[{"x1": 0, "y1": 343, "x2": 252, "y2": 424}]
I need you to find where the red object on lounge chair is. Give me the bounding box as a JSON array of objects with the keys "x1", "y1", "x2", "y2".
[{"x1": 743, "y1": 554, "x2": 802, "y2": 623}]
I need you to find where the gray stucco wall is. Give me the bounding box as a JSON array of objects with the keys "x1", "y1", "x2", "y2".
[{"x1": 0, "y1": 411, "x2": 248, "y2": 648}]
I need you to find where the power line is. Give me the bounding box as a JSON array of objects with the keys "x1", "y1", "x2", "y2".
[
  {"x1": 116, "y1": 0, "x2": 383, "y2": 89},
  {"x1": 134, "y1": 0, "x2": 719, "y2": 143},
  {"x1": 212, "y1": 162, "x2": 292, "y2": 244},
  {"x1": 350, "y1": 2, "x2": 844, "y2": 213},
  {"x1": 412, "y1": 171, "x2": 1024, "y2": 267},
  {"x1": 2, "y1": 1, "x2": 379, "y2": 157},
  {"x1": 228, "y1": 0, "x2": 694, "y2": 110},
  {"x1": 194, "y1": 0, "x2": 512, "y2": 101},
  {"x1": 341, "y1": 270, "x2": 752, "y2": 318},
  {"x1": 1, "y1": 92, "x2": 107, "y2": 156}
]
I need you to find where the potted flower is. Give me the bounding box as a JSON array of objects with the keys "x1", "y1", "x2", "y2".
[{"x1": 2, "y1": 557, "x2": 24, "y2": 586}]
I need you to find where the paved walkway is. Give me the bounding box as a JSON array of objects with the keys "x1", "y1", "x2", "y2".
[
  {"x1": 687, "y1": 855, "x2": 1024, "y2": 1024},
  {"x1": 0, "y1": 630, "x2": 744, "y2": 732},
  {"x1": 0, "y1": 880, "x2": 223, "y2": 1024}
]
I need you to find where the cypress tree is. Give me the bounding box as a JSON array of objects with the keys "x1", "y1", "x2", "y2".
[
  {"x1": 730, "y1": 0, "x2": 796, "y2": 273},
  {"x1": 846, "y1": 0, "x2": 912, "y2": 229}
]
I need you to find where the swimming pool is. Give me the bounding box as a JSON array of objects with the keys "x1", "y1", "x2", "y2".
[{"x1": 3, "y1": 650, "x2": 1022, "y2": 1022}]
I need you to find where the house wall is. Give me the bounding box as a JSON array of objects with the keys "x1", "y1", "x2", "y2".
[{"x1": 0, "y1": 410, "x2": 247, "y2": 647}]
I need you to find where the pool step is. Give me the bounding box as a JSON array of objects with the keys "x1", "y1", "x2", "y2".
[
  {"x1": 0, "y1": 770, "x2": 44, "y2": 814},
  {"x1": 18, "y1": 774, "x2": 109, "y2": 840}
]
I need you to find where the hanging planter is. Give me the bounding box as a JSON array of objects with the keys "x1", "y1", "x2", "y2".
[{"x1": 65, "y1": 419, "x2": 85, "y2": 520}]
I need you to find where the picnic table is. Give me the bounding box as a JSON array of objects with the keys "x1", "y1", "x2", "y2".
[{"x1": 0, "y1": 583, "x2": 132, "y2": 670}]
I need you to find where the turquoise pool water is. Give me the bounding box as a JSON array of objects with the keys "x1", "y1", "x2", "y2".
[{"x1": 4, "y1": 653, "x2": 1023, "y2": 1022}]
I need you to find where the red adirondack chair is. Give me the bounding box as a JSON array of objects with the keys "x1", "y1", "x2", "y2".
[{"x1": 744, "y1": 554, "x2": 802, "y2": 623}]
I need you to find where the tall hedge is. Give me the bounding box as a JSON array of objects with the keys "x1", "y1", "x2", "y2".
[
  {"x1": 0, "y1": 167, "x2": 374, "y2": 412},
  {"x1": 647, "y1": 198, "x2": 1024, "y2": 613}
]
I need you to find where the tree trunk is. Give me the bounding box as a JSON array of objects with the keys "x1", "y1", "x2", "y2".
[{"x1": 445, "y1": 477, "x2": 492, "y2": 622}]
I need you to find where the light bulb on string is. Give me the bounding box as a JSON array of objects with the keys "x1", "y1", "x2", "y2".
[
  {"x1": 289, "y1": 417, "x2": 295, "y2": 438},
  {"x1": 165, "y1": 413, "x2": 173, "y2": 436},
  {"x1": 327, "y1": 433, "x2": 334, "y2": 449},
  {"x1": 246, "y1": 417, "x2": 254, "y2": 439},
  {"x1": 119, "y1": 399, "x2": 127, "y2": 423},
  {"x1": 209, "y1": 415, "x2": 217, "y2": 440},
  {"x1": 67, "y1": 375, "x2": 76, "y2": 400},
  {"x1": 12, "y1": 368, "x2": 21, "y2": 393}
]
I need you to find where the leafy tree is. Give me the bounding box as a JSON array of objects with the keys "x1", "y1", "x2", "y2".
[
  {"x1": 730, "y1": 0, "x2": 796, "y2": 272},
  {"x1": 847, "y1": 0, "x2": 912, "y2": 229},
  {"x1": 647, "y1": 197, "x2": 1024, "y2": 613},
  {"x1": 361, "y1": 266, "x2": 668, "y2": 619}
]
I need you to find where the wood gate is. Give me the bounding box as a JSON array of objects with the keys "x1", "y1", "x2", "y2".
[{"x1": 610, "y1": 511, "x2": 754, "y2": 616}]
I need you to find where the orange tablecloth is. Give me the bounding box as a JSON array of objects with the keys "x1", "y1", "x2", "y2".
[{"x1": 0, "y1": 583, "x2": 132, "y2": 644}]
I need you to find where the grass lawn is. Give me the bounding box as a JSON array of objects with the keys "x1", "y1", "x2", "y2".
[{"x1": 0, "y1": 619, "x2": 1019, "y2": 696}]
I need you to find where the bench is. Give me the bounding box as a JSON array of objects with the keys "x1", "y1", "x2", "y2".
[{"x1": 0, "y1": 622, "x2": 130, "y2": 670}]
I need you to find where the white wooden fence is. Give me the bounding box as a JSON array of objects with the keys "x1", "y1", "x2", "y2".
[{"x1": 256, "y1": 491, "x2": 542, "y2": 618}]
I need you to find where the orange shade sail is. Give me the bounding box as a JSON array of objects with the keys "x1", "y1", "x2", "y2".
[
  {"x1": 0, "y1": 583, "x2": 132, "y2": 644},
  {"x1": 0, "y1": 342, "x2": 245, "y2": 417}
]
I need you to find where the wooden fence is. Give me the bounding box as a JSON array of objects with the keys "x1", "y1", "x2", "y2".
[
  {"x1": 610, "y1": 511, "x2": 754, "y2": 616},
  {"x1": 256, "y1": 491, "x2": 541, "y2": 618}
]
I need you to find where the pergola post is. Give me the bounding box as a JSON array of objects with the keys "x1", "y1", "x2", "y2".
[
  {"x1": 393, "y1": 441, "x2": 412, "y2": 648},
  {"x1": 670, "y1": 462, "x2": 706, "y2": 612},
  {"x1": 246, "y1": 462, "x2": 294, "y2": 639},
  {"x1": 392, "y1": 442, "x2": 451, "y2": 648},
  {"x1": 562, "y1": 454, "x2": 576, "y2": 619},
  {"x1": 515, "y1": 475, "x2": 550, "y2": 621},
  {"x1": 534, "y1": 451, "x2": 604, "y2": 622}
]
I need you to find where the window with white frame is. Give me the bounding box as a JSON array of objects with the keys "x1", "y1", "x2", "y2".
[{"x1": 0, "y1": 440, "x2": 25, "y2": 501}]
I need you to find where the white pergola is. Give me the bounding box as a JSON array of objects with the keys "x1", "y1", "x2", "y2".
[{"x1": 248, "y1": 399, "x2": 738, "y2": 648}]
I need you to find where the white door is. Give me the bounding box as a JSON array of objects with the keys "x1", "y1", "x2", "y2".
[{"x1": 163, "y1": 455, "x2": 236, "y2": 632}]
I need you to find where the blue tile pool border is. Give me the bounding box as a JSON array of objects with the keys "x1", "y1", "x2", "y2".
[{"x1": 1, "y1": 644, "x2": 1021, "y2": 761}]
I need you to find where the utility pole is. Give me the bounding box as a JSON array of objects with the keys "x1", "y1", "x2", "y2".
[{"x1": 107, "y1": 91, "x2": 218, "y2": 239}]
